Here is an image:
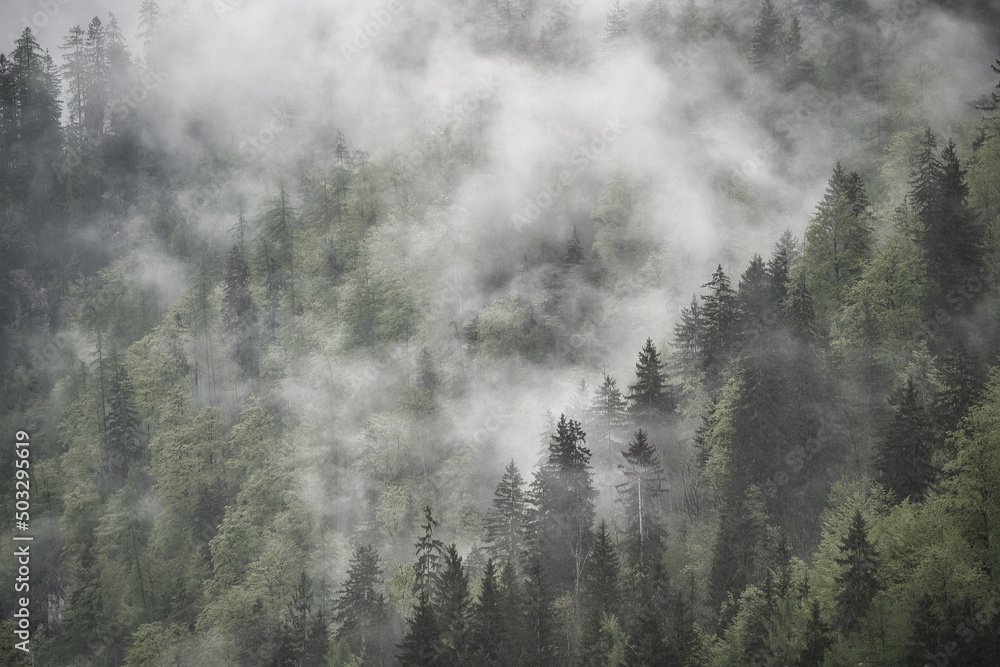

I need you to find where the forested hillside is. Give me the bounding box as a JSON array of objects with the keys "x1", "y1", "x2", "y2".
[{"x1": 1, "y1": 0, "x2": 1000, "y2": 664}]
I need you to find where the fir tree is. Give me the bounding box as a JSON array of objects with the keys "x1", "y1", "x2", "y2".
[
  {"x1": 104, "y1": 362, "x2": 140, "y2": 489},
  {"x1": 484, "y1": 461, "x2": 527, "y2": 566},
  {"x1": 673, "y1": 295, "x2": 704, "y2": 376},
  {"x1": 334, "y1": 544, "x2": 389, "y2": 660},
  {"x1": 589, "y1": 372, "x2": 629, "y2": 468},
  {"x1": 399, "y1": 591, "x2": 439, "y2": 667},
  {"x1": 875, "y1": 377, "x2": 936, "y2": 501},
  {"x1": 750, "y1": 0, "x2": 783, "y2": 73},
  {"x1": 798, "y1": 600, "x2": 831, "y2": 667},
  {"x1": 600, "y1": 1, "x2": 631, "y2": 55},
  {"x1": 522, "y1": 557, "x2": 556, "y2": 666},
  {"x1": 528, "y1": 414, "x2": 596, "y2": 602},
  {"x1": 615, "y1": 430, "x2": 667, "y2": 567},
  {"x1": 269, "y1": 571, "x2": 328, "y2": 667},
  {"x1": 700, "y1": 265, "x2": 739, "y2": 381},
  {"x1": 470, "y1": 559, "x2": 503, "y2": 664},
  {"x1": 626, "y1": 338, "x2": 676, "y2": 427},
  {"x1": 783, "y1": 269, "x2": 815, "y2": 343},
  {"x1": 435, "y1": 544, "x2": 470, "y2": 666},
  {"x1": 581, "y1": 520, "x2": 621, "y2": 665},
  {"x1": 834, "y1": 510, "x2": 881, "y2": 633},
  {"x1": 931, "y1": 342, "x2": 984, "y2": 440}
]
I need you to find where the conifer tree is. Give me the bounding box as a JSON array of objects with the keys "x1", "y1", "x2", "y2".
[
  {"x1": 783, "y1": 268, "x2": 815, "y2": 343},
  {"x1": 616, "y1": 430, "x2": 667, "y2": 567},
  {"x1": 484, "y1": 461, "x2": 527, "y2": 566},
  {"x1": 270, "y1": 572, "x2": 328, "y2": 667},
  {"x1": 522, "y1": 557, "x2": 556, "y2": 666},
  {"x1": 600, "y1": 1, "x2": 631, "y2": 55},
  {"x1": 589, "y1": 372, "x2": 629, "y2": 468},
  {"x1": 581, "y1": 520, "x2": 621, "y2": 665},
  {"x1": 104, "y1": 362, "x2": 140, "y2": 489},
  {"x1": 528, "y1": 414, "x2": 596, "y2": 602},
  {"x1": 399, "y1": 591, "x2": 439, "y2": 667},
  {"x1": 700, "y1": 265, "x2": 739, "y2": 381},
  {"x1": 470, "y1": 559, "x2": 503, "y2": 664},
  {"x1": 834, "y1": 510, "x2": 881, "y2": 633},
  {"x1": 335, "y1": 544, "x2": 389, "y2": 661},
  {"x1": 931, "y1": 342, "x2": 984, "y2": 440},
  {"x1": 875, "y1": 377, "x2": 936, "y2": 502},
  {"x1": 223, "y1": 217, "x2": 259, "y2": 380},
  {"x1": 435, "y1": 545, "x2": 470, "y2": 666},
  {"x1": 750, "y1": 0, "x2": 783, "y2": 73},
  {"x1": 626, "y1": 338, "x2": 676, "y2": 427},
  {"x1": 798, "y1": 600, "x2": 831, "y2": 667},
  {"x1": 673, "y1": 295, "x2": 704, "y2": 375}
]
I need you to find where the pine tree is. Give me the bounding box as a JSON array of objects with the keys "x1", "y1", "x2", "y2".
[
  {"x1": 931, "y1": 342, "x2": 984, "y2": 440},
  {"x1": 600, "y1": 1, "x2": 631, "y2": 55},
  {"x1": 84, "y1": 18, "x2": 108, "y2": 139},
  {"x1": 484, "y1": 461, "x2": 527, "y2": 566},
  {"x1": 334, "y1": 544, "x2": 389, "y2": 660},
  {"x1": 414, "y1": 506, "x2": 444, "y2": 598},
  {"x1": 910, "y1": 128, "x2": 941, "y2": 222},
  {"x1": 563, "y1": 226, "x2": 585, "y2": 266},
  {"x1": 522, "y1": 557, "x2": 556, "y2": 666},
  {"x1": 700, "y1": 265, "x2": 739, "y2": 380},
  {"x1": 626, "y1": 338, "x2": 676, "y2": 427},
  {"x1": 435, "y1": 544, "x2": 470, "y2": 667},
  {"x1": 767, "y1": 230, "x2": 798, "y2": 304},
  {"x1": 616, "y1": 430, "x2": 667, "y2": 567},
  {"x1": 738, "y1": 253, "x2": 780, "y2": 353},
  {"x1": 783, "y1": 268, "x2": 815, "y2": 343},
  {"x1": 528, "y1": 414, "x2": 596, "y2": 602},
  {"x1": 270, "y1": 572, "x2": 328, "y2": 667},
  {"x1": 581, "y1": 520, "x2": 621, "y2": 666},
  {"x1": 922, "y1": 139, "x2": 984, "y2": 307},
  {"x1": 750, "y1": 0, "x2": 783, "y2": 73},
  {"x1": 61, "y1": 26, "x2": 88, "y2": 144},
  {"x1": 470, "y1": 559, "x2": 503, "y2": 664},
  {"x1": 834, "y1": 510, "x2": 881, "y2": 633},
  {"x1": 260, "y1": 185, "x2": 299, "y2": 317},
  {"x1": 589, "y1": 372, "x2": 629, "y2": 468},
  {"x1": 875, "y1": 377, "x2": 936, "y2": 501},
  {"x1": 399, "y1": 591, "x2": 440, "y2": 667},
  {"x1": 104, "y1": 362, "x2": 140, "y2": 490},
  {"x1": 673, "y1": 296, "x2": 703, "y2": 375},
  {"x1": 223, "y1": 221, "x2": 259, "y2": 380},
  {"x1": 798, "y1": 600, "x2": 831, "y2": 667}
]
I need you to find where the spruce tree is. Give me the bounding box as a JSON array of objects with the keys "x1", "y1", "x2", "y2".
[
  {"x1": 581, "y1": 520, "x2": 621, "y2": 666},
  {"x1": 931, "y1": 342, "x2": 984, "y2": 440},
  {"x1": 673, "y1": 295, "x2": 704, "y2": 375},
  {"x1": 223, "y1": 223, "x2": 259, "y2": 380},
  {"x1": 834, "y1": 510, "x2": 881, "y2": 633},
  {"x1": 522, "y1": 557, "x2": 556, "y2": 666},
  {"x1": 750, "y1": 0, "x2": 784, "y2": 73},
  {"x1": 484, "y1": 461, "x2": 527, "y2": 566},
  {"x1": 589, "y1": 372, "x2": 629, "y2": 468},
  {"x1": 528, "y1": 414, "x2": 596, "y2": 601},
  {"x1": 626, "y1": 338, "x2": 676, "y2": 427},
  {"x1": 700, "y1": 265, "x2": 739, "y2": 381},
  {"x1": 435, "y1": 544, "x2": 471, "y2": 667},
  {"x1": 798, "y1": 600, "x2": 831, "y2": 667},
  {"x1": 334, "y1": 544, "x2": 389, "y2": 661},
  {"x1": 399, "y1": 591, "x2": 439, "y2": 667},
  {"x1": 616, "y1": 430, "x2": 667, "y2": 567},
  {"x1": 875, "y1": 377, "x2": 936, "y2": 502},
  {"x1": 600, "y1": 1, "x2": 631, "y2": 55},
  {"x1": 104, "y1": 362, "x2": 140, "y2": 489},
  {"x1": 470, "y1": 559, "x2": 503, "y2": 664}
]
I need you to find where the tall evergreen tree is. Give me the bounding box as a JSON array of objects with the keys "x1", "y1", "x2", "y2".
[
  {"x1": 589, "y1": 372, "x2": 629, "y2": 468},
  {"x1": 399, "y1": 591, "x2": 439, "y2": 667},
  {"x1": 750, "y1": 0, "x2": 784, "y2": 73},
  {"x1": 834, "y1": 510, "x2": 881, "y2": 633},
  {"x1": 875, "y1": 377, "x2": 936, "y2": 502},
  {"x1": 600, "y1": 1, "x2": 631, "y2": 55},
  {"x1": 223, "y1": 220, "x2": 259, "y2": 380},
  {"x1": 484, "y1": 461, "x2": 527, "y2": 566},
  {"x1": 616, "y1": 430, "x2": 667, "y2": 567},
  {"x1": 270, "y1": 571, "x2": 328, "y2": 667},
  {"x1": 581, "y1": 520, "x2": 621, "y2": 666},
  {"x1": 626, "y1": 338, "x2": 676, "y2": 427},
  {"x1": 335, "y1": 544, "x2": 389, "y2": 661},
  {"x1": 798, "y1": 600, "x2": 831, "y2": 667},
  {"x1": 528, "y1": 414, "x2": 596, "y2": 602},
  {"x1": 104, "y1": 362, "x2": 140, "y2": 490},
  {"x1": 470, "y1": 559, "x2": 503, "y2": 664},
  {"x1": 931, "y1": 342, "x2": 984, "y2": 440},
  {"x1": 673, "y1": 295, "x2": 704, "y2": 376},
  {"x1": 700, "y1": 265, "x2": 739, "y2": 381},
  {"x1": 522, "y1": 557, "x2": 556, "y2": 666},
  {"x1": 435, "y1": 544, "x2": 471, "y2": 667}
]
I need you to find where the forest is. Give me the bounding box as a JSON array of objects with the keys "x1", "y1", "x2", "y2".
[{"x1": 1, "y1": 0, "x2": 1000, "y2": 664}]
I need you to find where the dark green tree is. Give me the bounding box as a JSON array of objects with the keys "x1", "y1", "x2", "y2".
[
  {"x1": 581, "y1": 520, "x2": 621, "y2": 666},
  {"x1": 470, "y1": 559, "x2": 503, "y2": 664},
  {"x1": 104, "y1": 362, "x2": 140, "y2": 490},
  {"x1": 700, "y1": 265, "x2": 739, "y2": 382},
  {"x1": 334, "y1": 544, "x2": 389, "y2": 661},
  {"x1": 528, "y1": 414, "x2": 596, "y2": 601},
  {"x1": 398, "y1": 591, "x2": 439, "y2": 667},
  {"x1": 626, "y1": 338, "x2": 676, "y2": 427},
  {"x1": 270, "y1": 571, "x2": 328, "y2": 667},
  {"x1": 522, "y1": 557, "x2": 556, "y2": 666},
  {"x1": 798, "y1": 600, "x2": 831, "y2": 667},
  {"x1": 833, "y1": 510, "x2": 881, "y2": 633},
  {"x1": 875, "y1": 377, "x2": 936, "y2": 502},
  {"x1": 931, "y1": 341, "x2": 984, "y2": 440},
  {"x1": 435, "y1": 544, "x2": 471, "y2": 666}
]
